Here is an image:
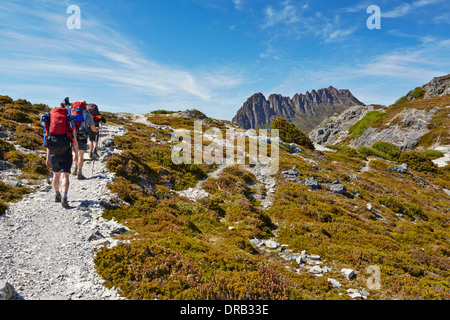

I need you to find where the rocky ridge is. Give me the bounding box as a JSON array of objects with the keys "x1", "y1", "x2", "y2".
[
  {"x1": 309, "y1": 75, "x2": 450, "y2": 167},
  {"x1": 232, "y1": 86, "x2": 363, "y2": 133}
]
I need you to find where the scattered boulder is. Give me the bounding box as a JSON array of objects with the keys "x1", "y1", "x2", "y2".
[
  {"x1": 289, "y1": 143, "x2": 304, "y2": 155},
  {"x1": 249, "y1": 238, "x2": 264, "y2": 247},
  {"x1": 304, "y1": 178, "x2": 319, "y2": 190},
  {"x1": 0, "y1": 160, "x2": 12, "y2": 171},
  {"x1": 308, "y1": 265, "x2": 323, "y2": 274},
  {"x1": 281, "y1": 165, "x2": 301, "y2": 183},
  {"x1": 327, "y1": 278, "x2": 342, "y2": 289},
  {"x1": 0, "y1": 280, "x2": 17, "y2": 300},
  {"x1": 389, "y1": 163, "x2": 408, "y2": 174},
  {"x1": 328, "y1": 180, "x2": 346, "y2": 195},
  {"x1": 347, "y1": 288, "x2": 369, "y2": 299},
  {"x1": 341, "y1": 268, "x2": 356, "y2": 280},
  {"x1": 264, "y1": 239, "x2": 280, "y2": 249},
  {"x1": 87, "y1": 230, "x2": 105, "y2": 242}
]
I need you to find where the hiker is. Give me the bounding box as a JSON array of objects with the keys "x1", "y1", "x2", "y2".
[
  {"x1": 71, "y1": 101, "x2": 98, "y2": 180},
  {"x1": 42, "y1": 104, "x2": 79, "y2": 208},
  {"x1": 87, "y1": 103, "x2": 106, "y2": 159}
]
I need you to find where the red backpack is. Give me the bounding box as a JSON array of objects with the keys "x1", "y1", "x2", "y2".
[
  {"x1": 41, "y1": 107, "x2": 73, "y2": 155},
  {"x1": 72, "y1": 101, "x2": 87, "y2": 127},
  {"x1": 72, "y1": 101, "x2": 89, "y2": 139}
]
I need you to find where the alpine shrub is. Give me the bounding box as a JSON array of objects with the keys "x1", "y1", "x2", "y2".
[
  {"x1": 372, "y1": 141, "x2": 401, "y2": 161},
  {"x1": 398, "y1": 151, "x2": 438, "y2": 173},
  {"x1": 271, "y1": 118, "x2": 314, "y2": 150}
]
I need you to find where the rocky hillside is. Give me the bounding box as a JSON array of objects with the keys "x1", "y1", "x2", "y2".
[
  {"x1": 1, "y1": 93, "x2": 449, "y2": 301},
  {"x1": 309, "y1": 75, "x2": 450, "y2": 165},
  {"x1": 232, "y1": 86, "x2": 363, "y2": 133}
]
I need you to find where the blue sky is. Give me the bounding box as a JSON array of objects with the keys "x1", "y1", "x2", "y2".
[{"x1": 0, "y1": 0, "x2": 449, "y2": 120}]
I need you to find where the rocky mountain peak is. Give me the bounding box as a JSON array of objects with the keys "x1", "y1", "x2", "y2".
[{"x1": 232, "y1": 86, "x2": 363, "y2": 133}]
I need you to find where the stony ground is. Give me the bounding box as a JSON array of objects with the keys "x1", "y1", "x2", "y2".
[{"x1": 0, "y1": 124, "x2": 128, "y2": 300}]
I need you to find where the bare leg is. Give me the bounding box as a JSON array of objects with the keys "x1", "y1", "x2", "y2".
[
  {"x1": 78, "y1": 150, "x2": 85, "y2": 170},
  {"x1": 53, "y1": 172, "x2": 61, "y2": 192},
  {"x1": 61, "y1": 172, "x2": 70, "y2": 193}
]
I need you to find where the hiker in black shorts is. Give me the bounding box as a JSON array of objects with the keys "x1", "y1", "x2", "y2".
[
  {"x1": 87, "y1": 104, "x2": 106, "y2": 159},
  {"x1": 44, "y1": 103, "x2": 79, "y2": 208},
  {"x1": 71, "y1": 101, "x2": 98, "y2": 180}
]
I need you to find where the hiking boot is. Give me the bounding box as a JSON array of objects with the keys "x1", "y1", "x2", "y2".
[
  {"x1": 61, "y1": 197, "x2": 69, "y2": 208},
  {"x1": 77, "y1": 172, "x2": 85, "y2": 180},
  {"x1": 55, "y1": 194, "x2": 62, "y2": 203}
]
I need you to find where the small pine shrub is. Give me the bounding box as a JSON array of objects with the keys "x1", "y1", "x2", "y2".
[
  {"x1": 271, "y1": 118, "x2": 314, "y2": 150},
  {"x1": 398, "y1": 151, "x2": 438, "y2": 173},
  {"x1": 0, "y1": 138, "x2": 14, "y2": 160},
  {"x1": 379, "y1": 196, "x2": 427, "y2": 220},
  {"x1": 2, "y1": 109, "x2": 32, "y2": 123},
  {"x1": 412, "y1": 87, "x2": 425, "y2": 100},
  {"x1": 107, "y1": 176, "x2": 144, "y2": 204},
  {"x1": 372, "y1": 141, "x2": 401, "y2": 161},
  {"x1": 357, "y1": 146, "x2": 390, "y2": 160}
]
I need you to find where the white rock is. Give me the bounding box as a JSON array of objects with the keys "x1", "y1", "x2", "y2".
[
  {"x1": 308, "y1": 265, "x2": 323, "y2": 274},
  {"x1": 294, "y1": 254, "x2": 304, "y2": 265},
  {"x1": 346, "y1": 288, "x2": 367, "y2": 299},
  {"x1": 264, "y1": 239, "x2": 280, "y2": 249},
  {"x1": 322, "y1": 266, "x2": 332, "y2": 273},
  {"x1": 249, "y1": 238, "x2": 264, "y2": 247},
  {"x1": 327, "y1": 278, "x2": 342, "y2": 289},
  {"x1": 341, "y1": 268, "x2": 356, "y2": 280}
]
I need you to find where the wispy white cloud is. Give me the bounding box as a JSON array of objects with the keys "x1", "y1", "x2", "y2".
[
  {"x1": 262, "y1": 0, "x2": 299, "y2": 28},
  {"x1": 0, "y1": 0, "x2": 244, "y2": 116},
  {"x1": 382, "y1": 0, "x2": 442, "y2": 18},
  {"x1": 271, "y1": 38, "x2": 450, "y2": 105},
  {"x1": 325, "y1": 27, "x2": 357, "y2": 43},
  {"x1": 232, "y1": 0, "x2": 243, "y2": 10}
]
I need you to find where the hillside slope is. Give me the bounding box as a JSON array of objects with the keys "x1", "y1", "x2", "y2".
[
  {"x1": 1, "y1": 96, "x2": 449, "y2": 301},
  {"x1": 309, "y1": 75, "x2": 450, "y2": 168}
]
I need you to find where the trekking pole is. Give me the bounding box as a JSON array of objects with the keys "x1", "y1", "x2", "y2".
[{"x1": 91, "y1": 123, "x2": 102, "y2": 176}]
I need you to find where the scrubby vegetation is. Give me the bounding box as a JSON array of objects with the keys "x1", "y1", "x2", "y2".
[
  {"x1": 398, "y1": 151, "x2": 439, "y2": 173},
  {"x1": 371, "y1": 142, "x2": 401, "y2": 161},
  {"x1": 271, "y1": 118, "x2": 314, "y2": 150},
  {"x1": 94, "y1": 107, "x2": 449, "y2": 300},
  {"x1": 347, "y1": 111, "x2": 386, "y2": 139},
  {"x1": 1, "y1": 94, "x2": 448, "y2": 300},
  {"x1": 0, "y1": 95, "x2": 51, "y2": 215}
]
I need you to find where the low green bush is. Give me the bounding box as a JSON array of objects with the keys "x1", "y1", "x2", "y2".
[
  {"x1": 348, "y1": 111, "x2": 386, "y2": 139},
  {"x1": 271, "y1": 118, "x2": 314, "y2": 150},
  {"x1": 398, "y1": 151, "x2": 438, "y2": 173},
  {"x1": 357, "y1": 146, "x2": 390, "y2": 160},
  {"x1": 372, "y1": 141, "x2": 401, "y2": 161},
  {"x1": 379, "y1": 196, "x2": 427, "y2": 221}
]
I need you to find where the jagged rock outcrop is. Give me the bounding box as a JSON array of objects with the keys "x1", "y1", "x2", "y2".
[
  {"x1": 423, "y1": 74, "x2": 450, "y2": 99},
  {"x1": 309, "y1": 105, "x2": 378, "y2": 146},
  {"x1": 310, "y1": 74, "x2": 450, "y2": 153},
  {"x1": 232, "y1": 86, "x2": 363, "y2": 133},
  {"x1": 355, "y1": 107, "x2": 438, "y2": 150}
]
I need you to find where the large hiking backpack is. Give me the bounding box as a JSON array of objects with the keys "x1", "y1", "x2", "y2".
[
  {"x1": 72, "y1": 101, "x2": 88, "y2": 140},
  {"x1": 88, "y1": 103, "x2": 105, "y2": 124},
  {"x1": 41, "y1": 107, "x2": 73, "y2": 155}
]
